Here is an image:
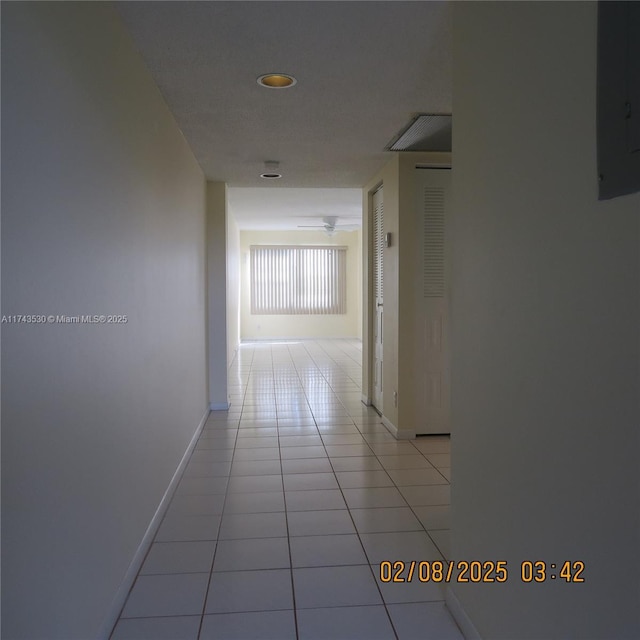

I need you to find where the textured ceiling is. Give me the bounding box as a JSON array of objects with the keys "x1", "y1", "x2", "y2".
[
  {"x1": 116, "y1": 0, "x2": 452, "y2": 226},
  {"x1": 228, "y1": 188, "x2": 362, "y2": 230}
]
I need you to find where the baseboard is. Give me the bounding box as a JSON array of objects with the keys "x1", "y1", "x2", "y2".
[
  {"x1": 381, "y1": 415, "x2": 415, "y2": 440},
  {"x1": 360, "y1": 394, "x2": 371, "y2": 406},
  {"x1": 98, "y1": 408, "x2": 210, "y2": 639},
  {"x1": 445, "y1": 587, "x2": 482, "y2": 640},
  {"x1": 210, "y1": 401, "x2": 230, "y2": 410},
  {"x1": 381, "y1": 415, "x2": 398, "y2": 437}
]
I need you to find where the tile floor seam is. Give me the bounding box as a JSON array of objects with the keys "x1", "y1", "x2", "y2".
[
  {"x1": 279, "y1": 343, "x2": 301, "y2": 640},
  {"x1": 301, "y1": 343, "x2": 401, "y2": 639},
  {"x1": 318, "y1": 411, "x2": 402, "y2": 639},
  {"x1": 195, "y1": 423, "x2": 237, "y2": 640}
]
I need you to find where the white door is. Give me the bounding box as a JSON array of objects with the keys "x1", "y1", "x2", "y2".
[
  {"x1": 372, "y1": 185, "x2": 384, "y2": 412},
  {"x1": 415, "y1": 169, "x2": 451, "y2": 434}
]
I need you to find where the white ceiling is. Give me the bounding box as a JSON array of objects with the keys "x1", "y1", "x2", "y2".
[
  {"x1": 228, "y1": 188, "x2": 362, "y2": 230},
  {"x1": 117, "y1": 1, "x2": 452, "y2": 228}
]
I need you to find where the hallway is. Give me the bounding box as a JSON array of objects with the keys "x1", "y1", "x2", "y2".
[{"x1": 111, "y1": 340, "x2": 462, "y2": 639}]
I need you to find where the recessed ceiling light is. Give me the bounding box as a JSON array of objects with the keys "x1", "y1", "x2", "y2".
[
  {"x1": 260, "y1": 161, "x2": 282, "y2": 179},
  {"x1": 257, "y1": 73, "x2": 297, "y2": 89}
]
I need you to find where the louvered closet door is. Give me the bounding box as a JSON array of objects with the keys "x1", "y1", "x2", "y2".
[
  {"x1": 372, "y1": 185, "x2": 384, "y2": 413},
  {"x1": 416, "y1": 169, "x2": 451, "y2": 434}
]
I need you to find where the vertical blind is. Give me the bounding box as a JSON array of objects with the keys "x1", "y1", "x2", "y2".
[{"x1": 250, "y1": 245, "x2": 347, "y2": 315}]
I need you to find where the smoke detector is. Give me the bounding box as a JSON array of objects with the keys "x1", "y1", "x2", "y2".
[{"x1": 260, "y1": 161, "x2": 282, "y2": 179}]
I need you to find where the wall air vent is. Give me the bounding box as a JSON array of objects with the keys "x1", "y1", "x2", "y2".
[
  {"x1": 386, "y1": 114, "x2": 452, "y2": 152},
  {"x1": 423, "y1": 187, "x2": 445, "y2": 298}
]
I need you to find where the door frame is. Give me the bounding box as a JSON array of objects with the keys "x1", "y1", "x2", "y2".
[
  {"x1": 371, "y1": 184, "x2": 384, "y2": 413},
  {"x1": 363, "y1": 180, "x2": 384, "y2": 409}
]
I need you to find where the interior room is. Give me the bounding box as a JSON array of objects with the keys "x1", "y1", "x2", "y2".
[{"x1": 2, "y1": 2, "x2": 638, "y2": 640}]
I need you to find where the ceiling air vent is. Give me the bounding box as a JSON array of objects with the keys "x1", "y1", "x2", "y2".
[{"x1": 386, "y1": 114, "x2": 452, "y2": 152}]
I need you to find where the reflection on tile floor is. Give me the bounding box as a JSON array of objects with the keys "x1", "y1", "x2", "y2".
[{"x1": 111, "y1": 339, "x2": 462, "y2": 640}]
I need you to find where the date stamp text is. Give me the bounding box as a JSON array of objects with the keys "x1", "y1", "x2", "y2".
[{"x1": 380, "y1": 560, "x2": 585, "y2": 583}]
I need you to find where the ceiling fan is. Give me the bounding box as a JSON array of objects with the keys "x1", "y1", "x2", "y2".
[{"x1": 297, "y1": 216, "x2": 360, "y2": 236}]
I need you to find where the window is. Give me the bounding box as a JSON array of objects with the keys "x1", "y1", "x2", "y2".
[{"x1": 250, "y1": 245, "x2": 347, "y2": 315}]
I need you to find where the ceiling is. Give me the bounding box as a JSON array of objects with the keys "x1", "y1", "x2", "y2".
[
  {"x1": 227, "y1": 188, "x2": 362, "y2": 230},
  {"x1": 117, "y1": 1, "x2": 452, "y2": 228}
]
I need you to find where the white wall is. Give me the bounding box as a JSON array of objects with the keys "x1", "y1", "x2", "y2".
[
  {"x1": 226, "y1": 210, "x2": 241, "y2": 365},
  {"x1": 240, "y1": 229, "x2": 361, "y2": 340},
  {"x1": 207, "y1": 182, "x2": 229, "y2": 409},
  {"x1": 1, "y1": 4, "x2": 208, "y2": 639},
  {"x1": 450, "y1": 3, "x2": 639, "y2": 639}
]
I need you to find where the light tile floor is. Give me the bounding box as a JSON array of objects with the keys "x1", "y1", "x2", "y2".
[{"x1": 111, "y1": 339, "x2": 462, "y2": 640}]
